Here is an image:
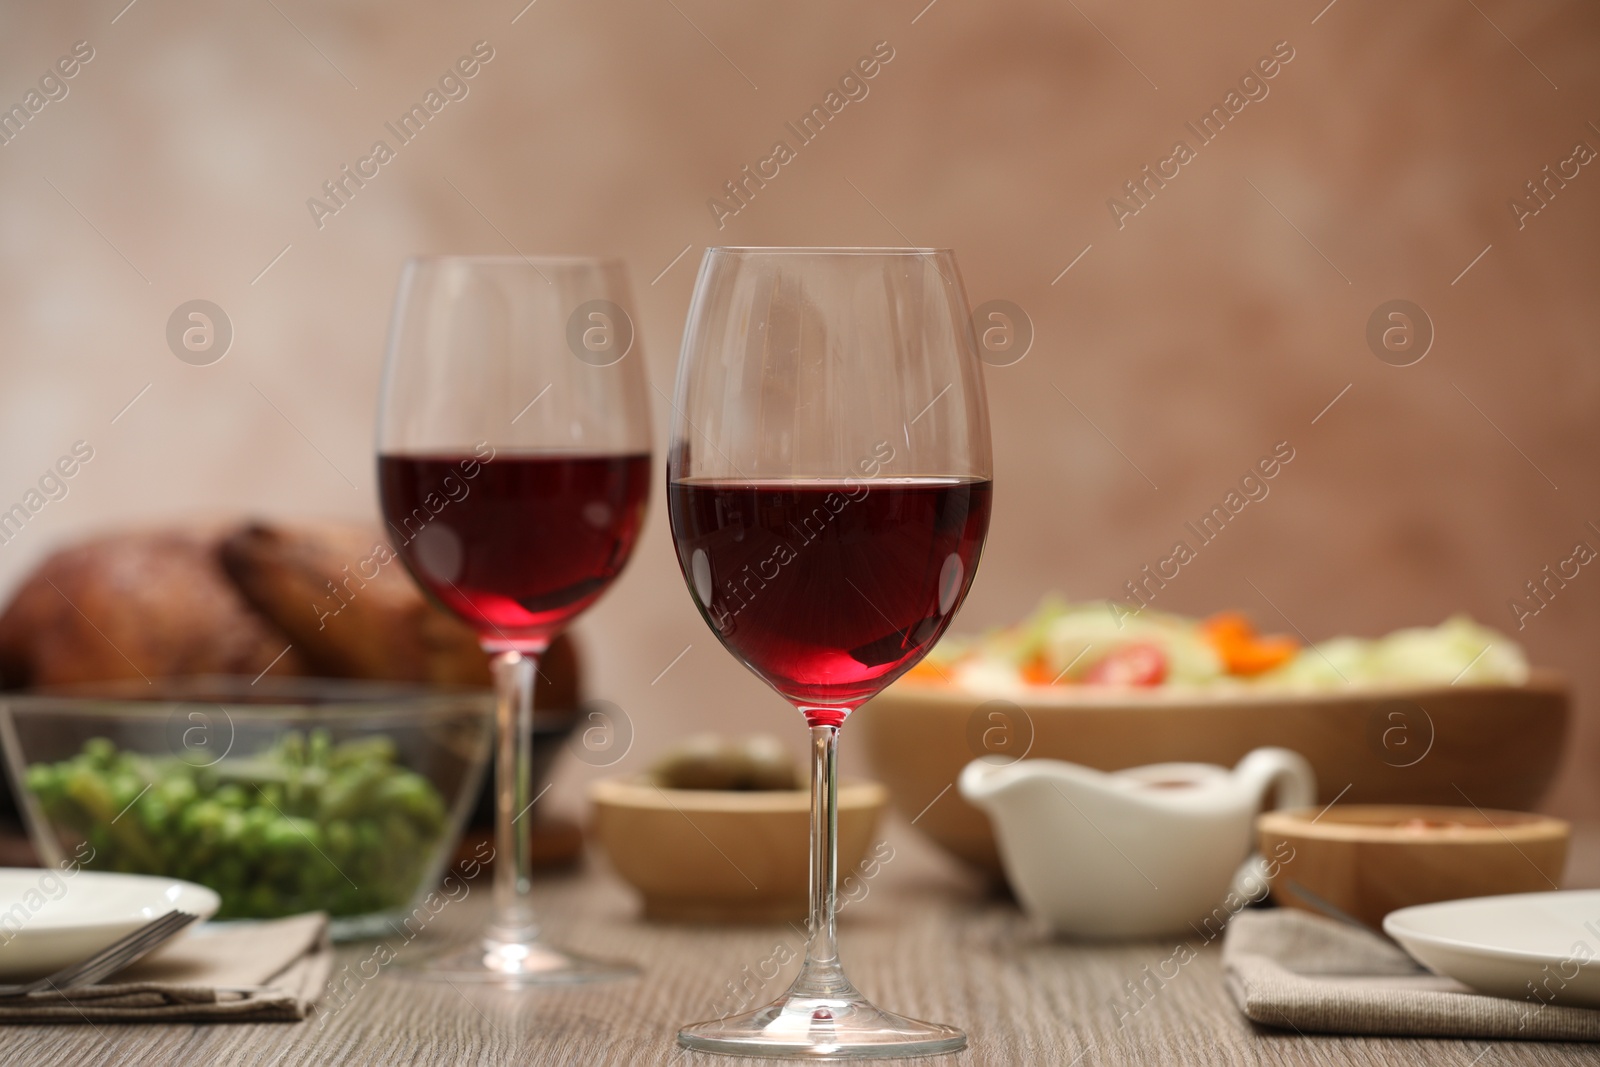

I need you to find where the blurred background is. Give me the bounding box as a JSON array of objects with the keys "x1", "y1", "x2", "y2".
[{"x1": 0, "y1": 0, "x2": 1595, "y2": 817}]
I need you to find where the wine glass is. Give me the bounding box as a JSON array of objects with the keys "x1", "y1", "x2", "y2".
[
  {"x1": 666, "y1": 247, "x2": 992, "y2": 1056},
  {"x1": 376, "y1": 255, "x2": 651, "y2": 984}
]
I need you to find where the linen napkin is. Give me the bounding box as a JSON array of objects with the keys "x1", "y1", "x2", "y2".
[
  {"x1": 1222, "y1": 908, "x2": 1600, "y2": 1041},
  {"x1": 0, "y1": 912, "x2": 332, "y2": 1024}
]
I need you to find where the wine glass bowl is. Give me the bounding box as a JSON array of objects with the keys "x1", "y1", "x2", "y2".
[
  {"x1": 667, "y1": 247, "x2": 991, "y2": 1057},
  {"x1": 667, "y1": 477, "x2": 990, "y2": 718},
  {"x1": 379, "y1": 450, "x2": 651, "y2": 650},
  {"x1": 376, "y1": 254, "x2": 650, "y2": 984}
]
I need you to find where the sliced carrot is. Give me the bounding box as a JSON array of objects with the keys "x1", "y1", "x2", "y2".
[
  {"x1": 1203, "y1": 611, "x2": 1298, "y2": 676},
  {"x1": 1020, "y1": 654, "x2": 1057, "y2": 686},
  {"x1": 1202, "y1": 612, "x2": 1256, "y2": 645},
  {"x1": 1222, "y1": 635, "x2": 1298, "y2": 675},
  {"x1": 904, "y1": 660, "x2": 948, "y2": 683}
]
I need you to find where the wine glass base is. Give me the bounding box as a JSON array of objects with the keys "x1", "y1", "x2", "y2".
[
  {"x1": 678, "y1": 991, "x2": 966, "y2": 1059},
  {"x1": 400, "y1": 938, "x2": 636, "y2": 987}
]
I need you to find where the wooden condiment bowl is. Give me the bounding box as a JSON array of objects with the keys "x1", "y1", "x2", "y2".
[
  {"x1": 1257, "y1": 804, "x2": 1570, "y2": 930},
  {"x1": 590, "y1": 777, "x2": 886, "y2": 923}
]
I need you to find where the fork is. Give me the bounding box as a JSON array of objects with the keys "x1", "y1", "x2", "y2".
[
  {"x1": 1283, "y1": 880, "x2": 1397, "y2": 944},
  {"x1": 0, "y1": 910, "x2": 200, "y2": 998}
]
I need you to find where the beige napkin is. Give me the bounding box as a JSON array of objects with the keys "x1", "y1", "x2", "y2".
[
  {"x1": 0, "y1": 912, "x2": 332, "y2": 1024},
  {"x1": 1223, "y1": 908, "x2": 1600, "y2": 1041}
]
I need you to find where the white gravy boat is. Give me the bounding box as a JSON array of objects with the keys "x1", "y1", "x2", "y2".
[{"x1": 959, "y1": 747, "x2": 1315, "y2": 939}]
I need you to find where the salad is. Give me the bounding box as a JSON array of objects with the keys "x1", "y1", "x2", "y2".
[
  {"x1": 26, "y1": 731, "x2": 450, "y2": 919},
  {"x1": 907, "y1": 598, "x2": 1529, "y2": 693}
]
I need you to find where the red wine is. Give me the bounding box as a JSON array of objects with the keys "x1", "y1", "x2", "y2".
[
  {"x1": 668, "y1": 478, "x2": 991, "y2": 721},
  {"x1": 379, "y1": 450, "x2": 650, "y2": 649}
]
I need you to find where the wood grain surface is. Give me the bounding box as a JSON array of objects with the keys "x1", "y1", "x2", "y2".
[{"x1": 4, "y1": 821, "x2": 1597, "y2": 1066}]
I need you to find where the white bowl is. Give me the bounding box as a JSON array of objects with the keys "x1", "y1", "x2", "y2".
[
  {"x1": 0, "y1": 868, "x2": 219, "y2": 979},
  {"x1": 1384, "y1": 890, "x2": 1600, "y2": 1007}
]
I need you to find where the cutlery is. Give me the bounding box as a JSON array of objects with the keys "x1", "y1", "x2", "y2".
[{"x1": 1284, "y1": 880, "x2": 1396, "y2": 942}]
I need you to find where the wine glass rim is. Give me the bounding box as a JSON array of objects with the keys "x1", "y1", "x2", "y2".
[
  {"x1": 404, "y1": 253, "x2": 626, "y2": 268},
  {"x1": 707, "y1": 246, "x2": 953, "y2": 256}
]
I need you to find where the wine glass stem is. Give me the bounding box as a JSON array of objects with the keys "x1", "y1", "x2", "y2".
[
  {"x1": 489, "y1": 649, "x2": 541, "y2": 944},
  {"x1": 795, "y1": 721, "x2": 847, "y2": 995}
]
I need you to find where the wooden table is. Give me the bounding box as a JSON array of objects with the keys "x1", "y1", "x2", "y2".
[{"x1": 6, "y1": 822, "x2": 1599, "y2": 1066}]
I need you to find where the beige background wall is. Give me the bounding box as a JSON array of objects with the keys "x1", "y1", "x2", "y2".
[{"x1": 0, "y1": 1, "x2": 1595, "y2": 814}]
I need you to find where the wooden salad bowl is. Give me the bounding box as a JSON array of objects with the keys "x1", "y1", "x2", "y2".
[{"x1": 855, "y1": 670, "x2": 1569, "y2": 879}]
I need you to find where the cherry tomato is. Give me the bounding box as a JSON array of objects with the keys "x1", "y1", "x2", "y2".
[{"x1": 1083, "y1": 643, "x2": 1168, "y2": 686}]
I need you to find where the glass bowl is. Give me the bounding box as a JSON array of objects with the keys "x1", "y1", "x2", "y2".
[{"x1": 0, "y1": 677, "x2": 493, "y2": 940}]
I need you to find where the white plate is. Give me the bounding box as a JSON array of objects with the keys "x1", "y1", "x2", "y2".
[
  {"x1": 0, "y1": 868, "x2": 219, "y2": 979},
  {"x1": 1384, "y1": 890, "x2": 1600, "y2": 1007}
]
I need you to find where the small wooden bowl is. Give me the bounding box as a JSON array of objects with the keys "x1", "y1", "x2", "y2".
[
  {"x1": 1257, "y1": 804, "x2": 1570, "y2": 930},
  {"x1": 590, "y1": 778, "x2": 887, "y2": 923}
]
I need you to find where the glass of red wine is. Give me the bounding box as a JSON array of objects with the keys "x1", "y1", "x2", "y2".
[
  {"x1": 667, "y1": 248, "x2": 992, "y2": 1056},
  {"x1": 376, "y1": 255, "x2": 651, "y2": 984}
]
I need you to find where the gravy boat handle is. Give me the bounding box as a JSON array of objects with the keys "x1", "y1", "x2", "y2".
[
  {"x1": 1233, "y1": 747, "x2": 1317, "y2": 810},
  {"x1": 1228, "y1": 747, "x2": 1317, "y2": 901}
]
